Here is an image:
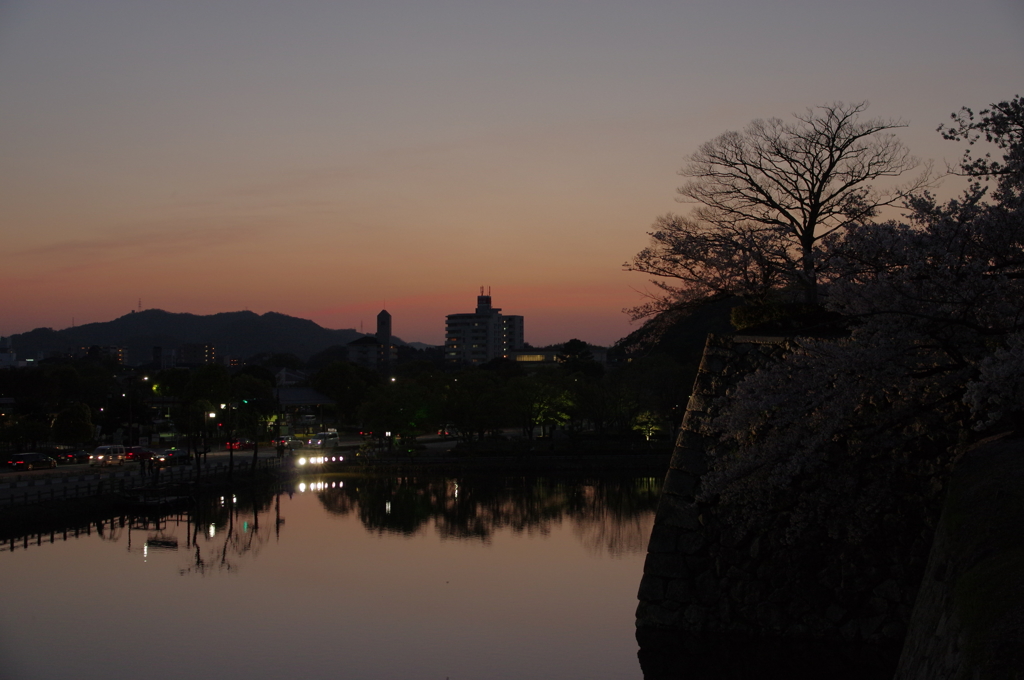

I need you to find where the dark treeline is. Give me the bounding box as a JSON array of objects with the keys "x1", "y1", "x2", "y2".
[{"x1": 0, "y1": 339, "x2": 693, "y2": 454}]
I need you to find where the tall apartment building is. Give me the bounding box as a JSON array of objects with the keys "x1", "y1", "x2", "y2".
[
  {"x1": 175, "y1": 343, "x2": 216, "y2": 367},
  {"x1": 445, "y1": 290, "x2": 524, "y2": 366},
  {"x1": 77, "y1": 345, "x2": 127, "y2": 364}
]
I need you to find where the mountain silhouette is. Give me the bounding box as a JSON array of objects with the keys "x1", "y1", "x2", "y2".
[{"x1": 7, "y1": 309, "x2": 408, "y2": 364}]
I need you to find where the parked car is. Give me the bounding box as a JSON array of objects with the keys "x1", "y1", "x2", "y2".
[
  {"x1": 307, "y1": 432, "x2": 340, "y2": 449},
  {"x1": 226, "y1": 438, "x2": 254, "y2": 450},
  {"x1": 437, "y1": 425, "x2": 459, "y2": 438},
  {"x1": 6, "y1": 452, "x2": 58, "y2": 471},
  {"x1": 271, "y1": 435, "x2": 302, "y2": 449},
  {"x1": 56, "y1": 449, "x2": 90, "y2": 464},
  {"x1": 89, "y1": 445, "x2": 126, "y2": 467}
]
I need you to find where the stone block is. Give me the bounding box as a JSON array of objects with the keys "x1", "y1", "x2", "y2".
[
  {"x1": 717, "y1": 598, "x2": 732, "y2": 623},
  {"x1": 686, "y1": 392, "x2": 713, "y2": 412},
  {"x1": 666, "y1": 578, "x2": 694, "y2": 603},
  {"x1": 685, "y1": 554, "x2": 710, "y2": 573},
  {"x1": 656, "y1": 492, "x2": 700, "y2": 520},
  {"x1": 671, "y1": 448, "x2": 707, "y2": 474},
  {"x1": 804, "y1": 614, "x2": 832, "y2": 637},
  {"x1": 683, "y1": 604, "x2": 709, "y2": 628},
  {"x1": 699, "y1": 355, "x2": 726, "y2": 374},
  {"x1": 636, "y1": 602, "x2": 681, "y2": 628},
  {"x1": 646, "y1": 525, "x2": 680, "y2": 554},
  {"x1": 637, "y1": 575, "x2": 667, "y2": 602},
  {"x1": 694, "y1": 570, "x2": 722, "y2": 603},
  {"x1": 677, "y1": 530, "x2": 706, "y2": 555},
  {"x1": 866, "y1": 596, "x2": 889, "y2": 616},
  {"x1": 657, "y1": 507, "x2": 703, "y2": 531},
  {"x1": 784, "y1": 623, "x2": 809, "y2": 637},
  {"x1": 872, "y1": 578, "x2": 902, "y2": 602},
  {"x1": 880, "y1": 621, "x2": 906, "y2": 639},
  {"x1": 717, "y1": 545, "x2": 742, "y2": 565},
  {"x1": 662, "y1": 472, "x2": 697, "y2": 498},
  {"x1": 718, "y1": 527, "x2": 747, "y2": 549},
  {"x1": 755, "y1": 602, "x2": 785, "y2": 632},
  {"x1": 858, "y1": 614, "x2": 887, "y2": 640},
  {"x1": 644, "y1": 553, "x2": 690, "y2": 579}
]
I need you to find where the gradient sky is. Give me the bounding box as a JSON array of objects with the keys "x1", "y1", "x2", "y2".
[{"x1": 1, "y1": 0, "x2": 1022, "y2": 346}]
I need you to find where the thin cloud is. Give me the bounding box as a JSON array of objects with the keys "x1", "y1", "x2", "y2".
[{"x1": 12, "y1": 223, "x2": 264, "y2": 259}]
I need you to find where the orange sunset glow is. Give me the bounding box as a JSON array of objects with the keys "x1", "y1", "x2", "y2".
[{"x1": 1, "y1": 1, "x2": 1021, "y2": 346}]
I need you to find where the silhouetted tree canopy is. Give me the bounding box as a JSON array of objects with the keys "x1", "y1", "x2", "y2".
[{"x1": 627, "y1": 101, "x2": 929, "y2": 316}]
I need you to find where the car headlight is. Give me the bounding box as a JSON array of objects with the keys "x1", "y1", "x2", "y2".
[{"x1": 298, "y1": 457, "x2": 307, "y2": 465}]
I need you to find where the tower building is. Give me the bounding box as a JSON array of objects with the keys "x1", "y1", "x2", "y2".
[{"x1": 348, "y1": 309, "x2": 397, "y2": 374}]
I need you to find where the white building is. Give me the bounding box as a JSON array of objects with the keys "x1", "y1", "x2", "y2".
[{"x1": 444, "y1": 290, "x2": 524, "y2": 366}]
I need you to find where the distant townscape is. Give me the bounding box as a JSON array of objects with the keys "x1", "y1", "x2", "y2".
[
  {"x1": 0, "y1": 289, "x2": 607, "y2": 372},
  {"x1": 0, "y1": 286, "x2": 695, "y2": 456}
]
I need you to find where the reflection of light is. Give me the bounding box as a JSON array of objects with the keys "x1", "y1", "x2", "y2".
[
  {"x1": 386, "y1": 501, "x2": 391, "y2": 514},
  {"x1": 208, "y1": 524, "x2": 216, "y2": 538},
  {"x1": 243, "y1": 521, "x2": 249, "y2": 533},
  {"x1": 232, "y1": 495, "x2": 237, "y2": 504},
  {"x1": 455, "y1": 483, "x2": 459, "y2": 499},
  {"x1": 143, "y1": 544, "x2": 148, "y2": 559},
  {"x1": 299, "y1": 483, "x2": 307, "y2": 493}
]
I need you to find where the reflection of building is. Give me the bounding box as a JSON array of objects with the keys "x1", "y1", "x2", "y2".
[
  {"x1": 445, "y1": 289, "x2": 525, "y2": 366},
  {"x1": 347, "y1": 309, "x2": 397, "y2": 373}
]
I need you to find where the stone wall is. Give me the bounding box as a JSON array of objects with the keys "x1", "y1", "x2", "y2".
[
  {"x1": 894, "y1": 434, "x2": 1024, "y2": 680},
  {"x1": 636, "y1": 333, "x2": 928, "y2": 651}
]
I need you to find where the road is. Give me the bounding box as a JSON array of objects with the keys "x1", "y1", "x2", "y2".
[{"x1": 0, "y1": 434, "x2": 461, "y2": 504}]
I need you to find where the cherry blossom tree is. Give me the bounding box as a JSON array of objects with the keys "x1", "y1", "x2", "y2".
[{"x1": 697, "y1": 96, "x2": 1024, "y2": 540}]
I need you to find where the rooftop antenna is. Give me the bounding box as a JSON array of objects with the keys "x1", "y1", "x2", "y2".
[
  {"x1": 488, "y1": 285, "x2": 491, "y2": 295},
  {"x1": 480, "y1": 285, "x2": 484, "y2": 295}
]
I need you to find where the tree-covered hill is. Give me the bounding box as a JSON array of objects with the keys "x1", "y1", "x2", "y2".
[{"x1": 7, "y1": 309, "x2": 414, "y2": 364}]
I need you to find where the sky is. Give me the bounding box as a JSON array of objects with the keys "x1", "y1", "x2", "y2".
[{"x1": 1, "y1": 0, "x2": 1022, "y2": 347}]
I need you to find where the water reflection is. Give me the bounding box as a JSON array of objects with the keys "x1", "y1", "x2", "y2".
[
  {"x1": 2, "y1": 474, "x2": 657, "y2": 680},
  {"x1": 3, "y1": 474, "x2": 661, "y2": 568},
  {"x1": 297, "y1": 475, "x2": 661, "y2": 555},
  {"x1": 176, "y1": 482, "x2": 280, "y2": 576}
]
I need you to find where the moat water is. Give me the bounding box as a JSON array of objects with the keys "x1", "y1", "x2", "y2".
[{"x1": 0, "y1": 473, "x2": 659, "y2": 680}]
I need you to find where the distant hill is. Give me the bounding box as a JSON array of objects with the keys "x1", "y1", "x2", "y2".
[{"x1": 8, "y1": 309, "x2": 424, "y2": 364}]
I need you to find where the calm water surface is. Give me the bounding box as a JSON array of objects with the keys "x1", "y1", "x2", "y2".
[{"x1": 1, "y1": 474, "x2": 659, "y2": 680}]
